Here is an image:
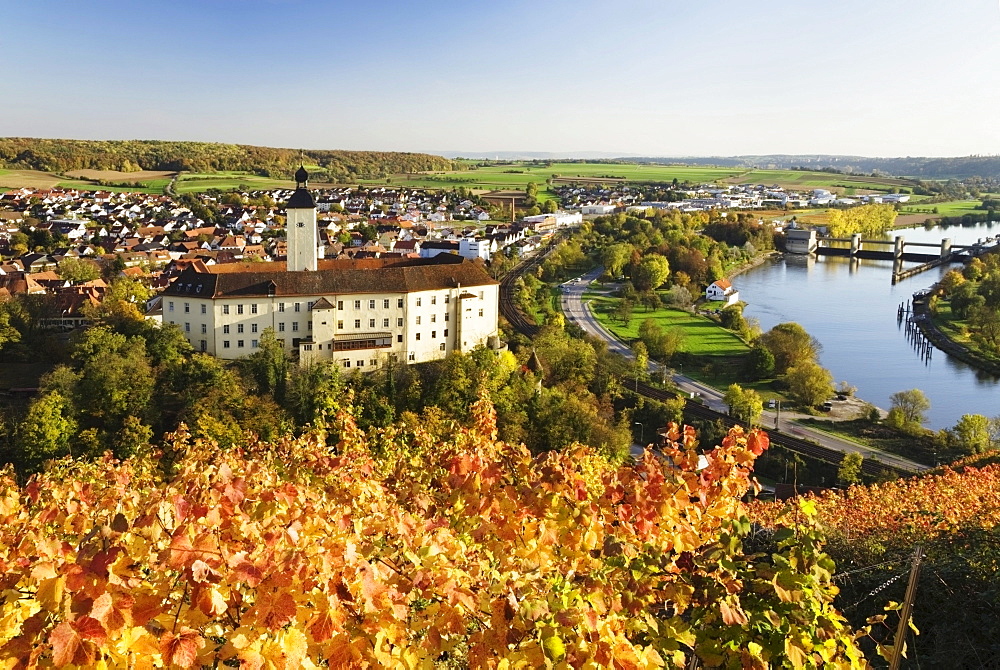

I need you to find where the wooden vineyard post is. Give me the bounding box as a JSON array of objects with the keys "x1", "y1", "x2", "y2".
[{"x1": 889, "y1": 545, "x2": 924, "y2": 670}]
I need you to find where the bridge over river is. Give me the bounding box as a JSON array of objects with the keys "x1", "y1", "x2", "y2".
[{"x1": 812, "y1": 233, "x2": 999, "y2": 283}]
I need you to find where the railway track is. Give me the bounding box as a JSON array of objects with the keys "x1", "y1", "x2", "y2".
[{"x1": 497, "y1": 248, "x2": 913, "y2": 479}]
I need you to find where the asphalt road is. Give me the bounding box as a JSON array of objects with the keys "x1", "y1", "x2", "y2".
[{"x1": 559, "y1": 267, "x2": 929, "y2": 474}]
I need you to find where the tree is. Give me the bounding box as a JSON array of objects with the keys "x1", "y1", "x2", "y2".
[
  {"x1": 663, "y1": 285, "x2": 693, "y2": 309},
  {"x1": 785, "y1": 360, "x2": 834, "y2": 408},
  {"x1": 723, "y1": 383, "x2": 763, "y2": 426},
  {"x1": 17, "y1": 391, "x2": 77, "y2": 471},
  {"x1": 837, "y1": 452, "x2": 863, "y2": 486},
  {"x1": 760, "y1": 322, "x2": 820, "y2": 375},
  {"x1": 81, "y1": 276, "x2": 152, "y2": 334},
  {"x1": 632, "y1": 341, "x2": 648, "y2": 382},
  {"x1": 56, "y1": 257, "x2": 101, "y2": 283},
  {"x1": 889, "y1": 388, "x2": 931, "y2": 428},
  {"x1": 525, "y1": 181, "x2": 539, "y2": 204},
  {"x1": 70, "y1": 328, "x2": 156, "y2": 450},
  {"x1": 601, "y1": 243, "x2": 632, "y2": 279},
  {"x1": 743, "y1": 343, "x2": 776, "y2": 381},
  {"x1": 953, "y1": 413, "x2": 992, "y2": 455},
  {"x1": 633, "y1": 254, "x2": 670, "y2": 292},
  {"x1": 243, "y1": 328, "x2": 288, "y2": 404},
  {"x1": 612, "y1": 299, "x2": 634, "y2": 326},
  {"x1": 719, "y1": 304, "x2": 748, "y2": 335},
  {"x1": 638, "y1": 318, "x2": 683, "y2": 362}
]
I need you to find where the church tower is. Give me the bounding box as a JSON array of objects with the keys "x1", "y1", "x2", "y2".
[{"x1": 286, "y1": 165, "x2": 319, "y2": 271}]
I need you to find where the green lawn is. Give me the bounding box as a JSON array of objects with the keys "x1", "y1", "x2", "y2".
[
  {"x1": 173, "y1": 172, "x2": 293, "y2": 194},
  {"x1": 587, "y1": 293, "x2": 749, "y2": 357},
  {"x1": 899, "y1": 199, "x2": 983, "y2": 217}
]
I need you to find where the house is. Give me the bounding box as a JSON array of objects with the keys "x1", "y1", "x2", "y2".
[
  {"x1": 706, "y1": 279, "x2": 739, "y2": 305},
  {"x1": 580, "y1": 204, "x2": 617, "y2": 215}
]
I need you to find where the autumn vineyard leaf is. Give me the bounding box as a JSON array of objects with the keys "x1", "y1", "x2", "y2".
[{"x1": 0, "y1": 396, "x2": 867, "y2": 667}]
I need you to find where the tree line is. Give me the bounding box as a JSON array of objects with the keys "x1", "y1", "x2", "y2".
[{"x1": 0, "y1": 138, "x2": 456, "y2": 181}]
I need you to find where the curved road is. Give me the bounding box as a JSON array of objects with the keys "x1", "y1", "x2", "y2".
[{"x1": 560, "y1": 266, "x2": 929, "y2": 474}]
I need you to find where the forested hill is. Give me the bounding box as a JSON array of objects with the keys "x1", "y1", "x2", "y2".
[
  {"x1": 0, "y1": 138, "x2": 457, "y2": 181},
  {"x1": 628, "y1": 154, "x2": 1000, "y2": 179}
]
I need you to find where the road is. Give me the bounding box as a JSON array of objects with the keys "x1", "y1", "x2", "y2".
[{"x1": 559, "y1": 267, "x2": 929, "y2": 474}]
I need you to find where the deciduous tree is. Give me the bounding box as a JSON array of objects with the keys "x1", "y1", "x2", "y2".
[
  {"x1": 785, "y1": 360, "x2": 834, "y2": 408},
  {"x1": 760, "y1": 322, "x2": 820, "y2": 375}
]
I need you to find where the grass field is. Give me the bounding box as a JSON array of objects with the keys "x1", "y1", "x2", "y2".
[
  {"x1": 585, "y1": 291, "x2": 749, "y2": 357},
  {"x1": 899, "y1": 199, "x2": 983, "y2": 217},
  {"x1": 360, "y1": 162, "x2": 917, "y2": 201},
  {"x1": 172, "y1": 172, "x2": 291, "y2": 194},
  {"x1": 360, "y1": 162, "x2": 749, "y2": 199}
]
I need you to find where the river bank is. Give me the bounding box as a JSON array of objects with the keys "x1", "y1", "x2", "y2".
[
  {"x1": 727, "y1": 250, "x2": 781, "y2": 280},
  {"x1": 911, "y1": 288, "x2": 1000, "y2": 377}
]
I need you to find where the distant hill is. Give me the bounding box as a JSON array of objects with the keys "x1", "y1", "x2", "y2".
[
  {"x1": 0, "y1": 138, "x2": 457, "y2": 183},
  {"x1": 441, "y1": 151, "x2": 1000, "y2": 180},
  {"x1": 623, "y1": 154, "x2": 1000, "y2": 180}
]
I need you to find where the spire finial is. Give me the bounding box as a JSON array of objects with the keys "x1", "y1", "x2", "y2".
[{"x1": 295, "y1": 164, "x2": 309, "y2": 187}]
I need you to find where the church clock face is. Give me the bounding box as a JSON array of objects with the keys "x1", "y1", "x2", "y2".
[{"x1": 297, "y1": 222, "x2": 304, "y2": 228}]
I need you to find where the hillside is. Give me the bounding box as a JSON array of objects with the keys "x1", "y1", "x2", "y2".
[
  {"x1": 0, "y1": 138, "x2": 456, "y2": 183},
  {"x1": 629, "y1": 154, "x2": 1000, "y2": 180},
  {"x1": 750, "y1": 462, "x2": 1000, "y2": 666},
  {"x1": 0, "y1": 403, "x2": 867, "y2": 668}
]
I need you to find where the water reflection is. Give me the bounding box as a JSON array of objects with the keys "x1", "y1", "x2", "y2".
[{"x1": 738, "y1": 222, "x2": 1000, "y2": 429}]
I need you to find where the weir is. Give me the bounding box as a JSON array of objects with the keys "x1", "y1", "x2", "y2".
[{"x1": 813, "y1": 234, "x2": 998, "y2": 283}]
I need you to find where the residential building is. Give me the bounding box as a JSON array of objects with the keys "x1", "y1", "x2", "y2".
[{"x1": 160, "y1": 168, "x2": 499, "y2": 369}]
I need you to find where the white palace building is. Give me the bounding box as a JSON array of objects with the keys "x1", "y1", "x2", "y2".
[{"x1": 161, "y1": 167, "x2": 500, "y2": 370}]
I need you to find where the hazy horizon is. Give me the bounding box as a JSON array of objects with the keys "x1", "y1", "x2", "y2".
[{"x1": 5, "y1": 0, "x2": 1000, "y2": 158}]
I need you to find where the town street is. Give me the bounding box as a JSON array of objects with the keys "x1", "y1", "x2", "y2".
[{"x1": 559, "y1": 267, "x2": 928, "y2": 473}]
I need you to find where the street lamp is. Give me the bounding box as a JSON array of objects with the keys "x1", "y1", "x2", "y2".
[
  {"x1": 634, "y1": 422, "x2": 644, "y2": 446},
  {"x1": 774, "y1": 400, "x2": 781, "y2": 430}
]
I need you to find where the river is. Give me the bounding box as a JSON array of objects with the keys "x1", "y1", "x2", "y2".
[{"x1": 736, "y1": 221, "x2": 1000, "y2": 430}]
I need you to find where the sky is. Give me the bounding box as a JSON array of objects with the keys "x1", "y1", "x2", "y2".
[{"x1": 3, "y1": 0, "x2": 1000, "y2": 157}]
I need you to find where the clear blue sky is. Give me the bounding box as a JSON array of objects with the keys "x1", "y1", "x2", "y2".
[{"x1": 4, "y1": 0, "x2": 1000, "y2": 157}]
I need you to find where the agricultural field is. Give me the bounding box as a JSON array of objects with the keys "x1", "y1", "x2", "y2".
[
  {"x1": 0, "y1": 159, "x2": 924, "y2": 200},
  {"x1": 360, "y1": 162, "x2": 750, "y2": 197},
  {"x1": 171, "y1": 172, "x2": 291, "y2": 194},
  {"x1": 0, "y1": 168, "x2": 168, "y2": 194},
  {"x1": 727, "y1": 169, "x2": 913, "y2": 193},
  {"x1": 0, "y1": 169, "x2": 67, "y2": 190},
  {"x1": 360, "y1": 161, "x2": 918, "y2": 200}
]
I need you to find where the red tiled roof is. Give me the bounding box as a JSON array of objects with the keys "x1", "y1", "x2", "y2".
[{"x1": 163, "y1": 255, "x2": 496, "y2": 299}]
